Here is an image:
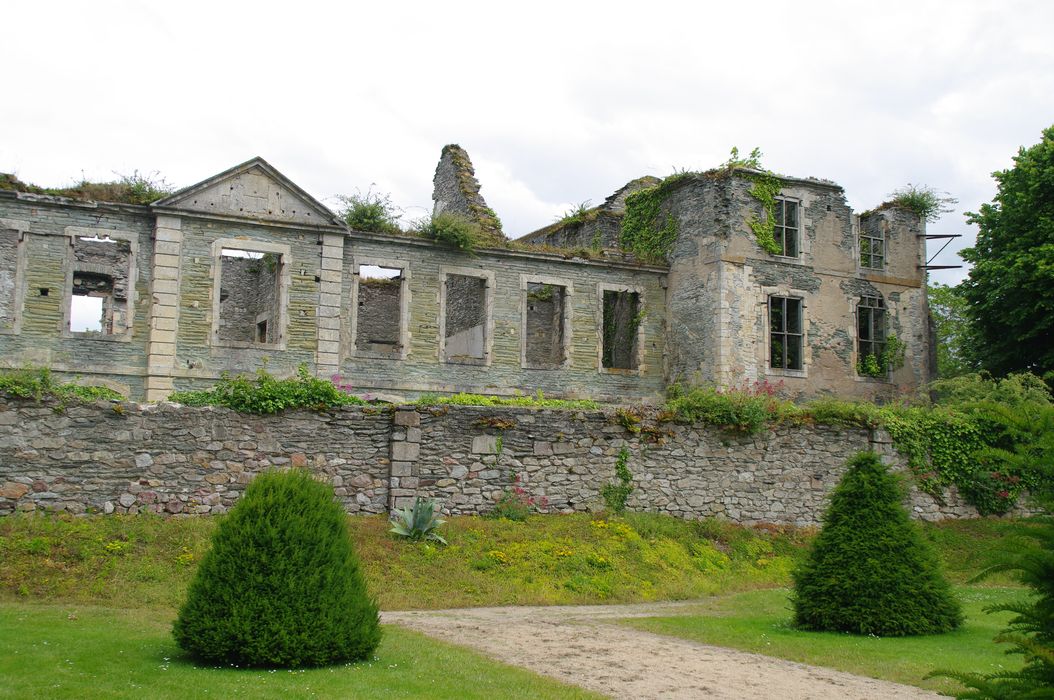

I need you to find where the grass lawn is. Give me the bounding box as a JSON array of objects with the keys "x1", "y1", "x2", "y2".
[
  {"x1": 619, "y1": 586, "x2": 1025, "y2": 695},
  {"x1": 0, "y1": 602, "x2": 600, "y2": 699}
]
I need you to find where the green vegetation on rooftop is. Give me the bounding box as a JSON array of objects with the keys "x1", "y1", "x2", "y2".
[{"x1": 0, "y1": 170, "x2": 173, "y2": 205}]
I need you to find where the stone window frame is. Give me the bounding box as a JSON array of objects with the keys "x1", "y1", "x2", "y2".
[
  {"x1": 0, "y1": 218, "x2": 30, "y2": 336},
  {"x1": 855, "y1": 294, "x2": 891, "y2": 381},
  {"x1": 761, "y1": 286, "x2": 809, "y2": 378},
  {"x1": 519, "y1": 273, "x2": 573, "y2": 370},
  {"x1": 438, "y1": 266, "x2": 495, "y2": 367},
  {"x1": 859, "y1": 220, "x2": 885, "y2": 270},
  {"x1": 348, "y1": 255, "x2": 411, "y2": 362},
  {"x1": 772, "y1": 197, "x2": 801, "y2": 259},
  {"x1": 209, "y1": 237, "x2": 291, "y2": 351},
  {"x1": 596, "y1": 282, "x2": 645, "y2": 376},
  {"x1": 62, "y1": 226, "x2": 139, "y2": 342}
]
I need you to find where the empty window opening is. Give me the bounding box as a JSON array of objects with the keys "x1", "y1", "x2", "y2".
[
  {"x1": 69, "y1": 235, "x2": 131, "y2": 335},
  {"x1": 860, "y1": 220, "x2": 885, "y2": 269},
  {"x1": 769, "y1": 296, "x2": 803, "y2": 370},
  {"x1": 773, "y1": 198, "x2": 799, "y2": 257},
  {"x1": 0, "y1": 229, "x2": 20, "y2": 329},
  {"x1": 602, "y1": 290, "x2": 640, "y2": 370},
  {"x1": 356, "y1": 265, "x2": 402, "y2": 355},
  {"x1": 217, "y1": 248, "x2": 280, "y2": 344},
  {"x1": 444, "y1": 274, "x2": 487, "y2": 362},
  {"x1": 525, "y1": 282, "x2": 567, "y2": 368},
  {"x1": 858, "y1": 295, "x2": 887, "y2": 372}
]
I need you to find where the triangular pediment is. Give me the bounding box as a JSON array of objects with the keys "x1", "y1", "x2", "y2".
[{"x1": 154, "y1": 157, "x2": 340, "y2": 227}]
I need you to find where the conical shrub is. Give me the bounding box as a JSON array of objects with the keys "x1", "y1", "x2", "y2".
[
  {"x1": 791, "y1": 451, "x2": 963, "y2": 636},
  {"x1": 173, "y1": 469, "x2": 380, "y2": 667}
]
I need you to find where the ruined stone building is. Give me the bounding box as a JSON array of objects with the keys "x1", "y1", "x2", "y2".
[{"x1": 0, "y1": 146, "x2": 933, "y2": 403}]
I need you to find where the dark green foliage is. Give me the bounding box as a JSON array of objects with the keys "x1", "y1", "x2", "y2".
[
  {"x1": 168, "y1": 365, "x2": 365, "y2": 413},
  {"x1": 792, "y1": 452, "x2": 963, "y2": 636},
  {"x1": 173, "y1": 469, "x2": 380, "y2": 667},
  {"x1": 0, "y1": 367, "x2": 124, "y2": 403},
  {"x1": 417, "y1": 212, "x2": 484, "y2": 253},
  {"x1": 931, "y1": 427, "x2": 1054, "y2": 698},
  {"x1": 601, "y1": 448, "x2": 634, "y2": 513},
  {"x1": 929, "y1": 282, "x2": 979, "y2": 378},
  {"x1": 960, "y1": 125, "x2": 1054, "y2": 377},
  {"x1": 336, "y1": 188, "x2": 402, "y2": 234}
]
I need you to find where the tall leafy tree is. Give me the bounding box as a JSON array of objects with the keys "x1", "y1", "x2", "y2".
[
  {"x1": 960, "y1": 125, "x2": 1054, "y2": 376},
  {"x1": 928, "y1": 281, "x2": 978, "y2": 378}
]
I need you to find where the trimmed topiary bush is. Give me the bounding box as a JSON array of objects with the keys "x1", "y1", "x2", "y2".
[
  {"x1": 173, "y1": 469, "x2": 380, "y2": 667},
  {"x1": 791, "y1": 451, "x2": 963, "y2": 636}
]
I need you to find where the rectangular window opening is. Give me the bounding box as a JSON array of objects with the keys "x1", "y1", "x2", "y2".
[
  {"x1": 525, "y1": 282, "x2": 567, "y2": 368},
  {"x1": 602, "y1": 289, "x2": 641, "y2": 370},
  {"x1": 355, "y1": 264, "x2": 403, "y2": 355},
  {"x1": 218, "y1": 248, "x2": 281, "y2": 345},
  {"x1": 774, "y1": 198, "x2": 799, "y2": 258},
  {"x1": 69, "y1": 235, "x2": 131, "y2": 336},
  {"x1": 769, "y1": 296, "x2": 803, "y2": 370},
  {"x1": 858, "y1": 295, "x2": 887, "y2": 371},
  {"x1": 860, "y1": 223, "x2": 885, "y2": 269},
  {"x1": 444, "y1": 274, "x2": 487, "y2": 362}
]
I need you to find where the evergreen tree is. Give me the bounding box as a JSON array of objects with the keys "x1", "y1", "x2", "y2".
[
  {"x1": 173, "y1": 469, "x2": 380, "y2": 667},
  {"x1": 792, "y1": 452, "x2": 963, "y2": 636}
]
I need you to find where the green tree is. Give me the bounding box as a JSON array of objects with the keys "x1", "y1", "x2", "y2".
[
  {"x1": 928, "y1": 282, "x2": 977, "y2": 378},
  {"x1": 336, "y1": 187, "x2": 402, "y2": 234},
  {"x1": 173, "y1": 469, "x2": 380, "y2": 668},
  {"x1": 933, "y1": 404, "x2": 1054, "y2": 698},
  {"x1": 960, "y1": 125, "x2": 1054, "y2": 377},
  {"x1": 792, "y1": 452, "x2": 962, "y2": 636}
]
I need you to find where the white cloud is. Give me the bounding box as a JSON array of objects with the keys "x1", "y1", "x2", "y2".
[{"x1": 3, "y1": 0, "x2": 1053, "y2": 286}]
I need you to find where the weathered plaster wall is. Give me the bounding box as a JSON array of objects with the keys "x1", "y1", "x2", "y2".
[
  {"x1": 663, "y1": 173, "x2": 930, "y2": 400},
  {"x1": 0, "y1": 228, "x2": 21, "y2": 330},
  {"x1": 0, "y1": 398, "x2": 1000, "y2": 525}
]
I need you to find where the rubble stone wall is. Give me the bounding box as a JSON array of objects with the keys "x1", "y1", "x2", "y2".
[{"x1": 0, "y1": 398, "x2": 1000, "y2": 525}]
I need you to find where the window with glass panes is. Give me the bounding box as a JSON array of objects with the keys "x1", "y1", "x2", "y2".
[
  {"x1": 769, "y1": 296, "x2": 803, "y2": 370},
  {"x1": 860, "y1": 227, "x2": 884, "y2": 268},
  {"x1": 858, "y1": 295, "x2": 886, "y2": 363},
  {"x1": 773, "y1": 198, "x2": 799, "y2": 257}
]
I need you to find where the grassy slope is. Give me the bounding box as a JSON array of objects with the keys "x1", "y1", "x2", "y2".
[
  {"x1": 0, "y1": 604, "x2": 599, "y2": 699},
  {"x1": 0, "y1": 512, "x2": 1025, "y2": 696},
  {"x1": 620, "y1": 587, "x2": 1023, "y2": 695}
]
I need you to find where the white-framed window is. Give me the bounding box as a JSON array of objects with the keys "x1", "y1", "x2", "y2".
[
  {"x1": 439, "y1": 267, "x2": 494, "y2": 366},
  {"x1": 350, "y1": 257, "x2": 410, "y2": 360},
  {"x1": 520, "y1": 274, "x2": 572, "y2": 369},
  {"x1": 210, "y1": 238, "x2": 290, "y2": 349}
]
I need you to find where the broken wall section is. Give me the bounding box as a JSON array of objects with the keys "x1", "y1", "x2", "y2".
[
  {"x1": 0, "y1": 228, "x2": 20, "y2": 330},
  {"x1": 431, "y1": 144, "x2": 506, "y2": 246}
]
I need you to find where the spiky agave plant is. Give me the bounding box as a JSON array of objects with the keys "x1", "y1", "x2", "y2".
[{"x1": 389, "y1": 497, "x2": 447, "y2": 544}]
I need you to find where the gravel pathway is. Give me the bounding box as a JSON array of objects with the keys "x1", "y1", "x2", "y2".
[{"x1": 383, "y1": 601, "x2": 943, "y2": 700}]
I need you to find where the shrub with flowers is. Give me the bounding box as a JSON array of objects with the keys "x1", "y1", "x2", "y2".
[{"x1": 489, "y1": 475, "x2": 548, "y2": 521}]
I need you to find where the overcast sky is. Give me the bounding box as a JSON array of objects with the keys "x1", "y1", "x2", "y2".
[{"x1": 3, "y1": 0, "x2": 1052, "y2": 285}]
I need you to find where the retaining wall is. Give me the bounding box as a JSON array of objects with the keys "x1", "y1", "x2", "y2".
[{"x1": 0, "y1": 397, "x2": 992, "y2": 524}]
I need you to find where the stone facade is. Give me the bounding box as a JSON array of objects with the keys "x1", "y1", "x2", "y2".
[
  {"x1": 0, "y1": 149, "x2": 932, "y2": 404},
  {"x1": 0, "y1": 397, "x2": 997, "y2": 524}
]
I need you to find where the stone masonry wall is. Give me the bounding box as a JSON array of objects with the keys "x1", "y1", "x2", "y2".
[{"x1": 0, "y1": 397, "x2": 1001, "y2": 525}]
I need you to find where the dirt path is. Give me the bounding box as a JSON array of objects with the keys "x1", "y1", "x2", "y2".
[{"x1": 383, "y1": 601, "x2": 942, "y2": 700}]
